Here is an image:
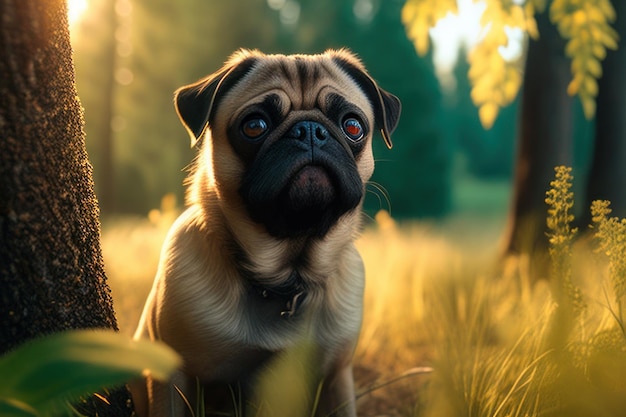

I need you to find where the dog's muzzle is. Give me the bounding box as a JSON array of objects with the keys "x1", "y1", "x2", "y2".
[{"x1": 239, "y1": 118, "x2": 364, "y2": 238}]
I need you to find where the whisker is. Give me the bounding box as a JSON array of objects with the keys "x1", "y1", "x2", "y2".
[
  {"x1": 362, "y1": 211, "x2": 376, "y2": 224},
  {"x1": 366, "y1": 181, "x2": 392, "y2": 215},
  {"x1": 365, "y1": 188, "x2": 383, "y2": 212}
]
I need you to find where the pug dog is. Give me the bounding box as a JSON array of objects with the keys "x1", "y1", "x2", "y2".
[{"x1": 131, "y1": 49, "x2": 400, "y2": 417}]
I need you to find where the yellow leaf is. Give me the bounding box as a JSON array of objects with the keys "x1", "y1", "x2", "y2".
[
  {"x1": 485, "y1": 25, "x2": 509, "y2": 47},
  {"x1": 586, "y1": 7, "x2": 605, "y2": 24},
  {"x1": 479, "y1": 102, "x2": 499, "y2": 130},
  {"x1": 583, "y1": 75, "x2": 598, "y2": 96},
  {"x1": 503, "y1": 71, "x2": 522, "y2": 102},
  {"x1": 503, "y1": 79, "x2": 520, "y2": 103},
  {"x1": 589, "y1": 25, "x2": 604, "y2": 42},
  {"x1": 557, "y1": 15, "x2": 573, "y2": 37},
  {"x1": 578, "y1": 29, "x2": 590, "y2": 45},
  {"x1": 571, "y1": 55, "x2": 591, "y2": 74},
  {"x1": 567, "y1": 75, "x2": 583, "y2": 96},
  {"x1": 564, "y1": 38, "x2": 580, "y2": 58},
  {"x1": 601, "y1": 28, "x2": 619, "y2": 50},
  {"x1": 400, "y1": 0, "x2": 419, "y2": 22},
  {"x1": 470, "y1": 81, "x2": 491, "y2": 105},
  {"x1": 401, "y1": 0, "x2": 457, "y2": 57},
  {"x1": 416, "y1": 34, "x2": 430, "y2": 56},
  {"x1": 492, "y1": 89, "x2": 505, "y2": 105},
  {"x1": 508, "y1": 5, "x2": 526, "y2": 27},
  {"x1": 598, "y1": 0, "x2": 616, "y2": 21},
  {"x1": 580, "y1": 95, "x2": 596, "y2": 119},
  {"x1": 592, "y1": 44, "x2": 607, "y2": 59},
  {"x1": 586, "y1": 58, "x2": 602, "y2": 78},
  {"x1": 526, "y1": 16, "x2": 539, "y2": 39},
  {"x1": 506, "y1": 65, "x2": 522, "y2": 83},
  {"x1": 467, "y1": 49, "x2": 493, "y2": 79}
]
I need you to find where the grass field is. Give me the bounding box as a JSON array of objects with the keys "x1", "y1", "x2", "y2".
[{"x1": 103, "y1": 172, "x2": 626, "y2": 416}]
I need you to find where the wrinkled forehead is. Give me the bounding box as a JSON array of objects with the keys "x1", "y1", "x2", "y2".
[{"x1": 218, "y1": 55, "x2": 373, "y2": 118}]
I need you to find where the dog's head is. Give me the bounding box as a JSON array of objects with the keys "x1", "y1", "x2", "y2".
[{"x1": 175, "y1": 49, "x2": 401, "y2": 238}]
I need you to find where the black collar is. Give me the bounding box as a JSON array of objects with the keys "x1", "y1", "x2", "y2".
[
  {"x1": 230, "y1": 238, "x2": 309, "y2": 319},
  {"x1": 249, "y1": 270, "x2": 308, "y2": 319}
]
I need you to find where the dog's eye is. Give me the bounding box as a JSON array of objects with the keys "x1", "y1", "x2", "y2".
[
  {"x1": 342, "y1": 117, "x2": 364, "y2": 141},
  {"x1": 241, "y1": 116, "x2": 269, "y2": 140}
]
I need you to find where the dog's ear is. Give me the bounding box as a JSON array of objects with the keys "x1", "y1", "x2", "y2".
[
  {"x1": 331, "y1": 51, "x2": 401, "y2": 149},
  {"x1": 174, "y1": 50, "x2": 259, "y2": 147}
]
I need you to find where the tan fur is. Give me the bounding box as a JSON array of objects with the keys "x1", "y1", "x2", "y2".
[{"x1": 131, "y1": 50, "x2": 399, "y2": 417}]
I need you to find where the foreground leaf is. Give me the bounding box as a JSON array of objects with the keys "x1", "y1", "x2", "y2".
[
  {"x1": 0, "y1": 330, "x2": 181, "y2": 416},
  {"x1": 0, "y1": 398, "x2": 38, "y2": 417}
]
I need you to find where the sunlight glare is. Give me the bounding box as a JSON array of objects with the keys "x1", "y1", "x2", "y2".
[
  {"x1": 429, "y1": 0, "x2": 485, "y2": 91},
  {"x1": 279, "y1": 0, "x2": 301, "y2": 26},
  {"x1": 267, "y1": 0, "x2": 286, "y2": 11},
  {"x1": 68, "y1": 0, "x2": 89, "y2": 28},
  {"x1": 430, "y1": 0, "x2": 524, "y2": 92},
  {"x1": 498, "y1": 26, "x2": 524, "y2": 61}
]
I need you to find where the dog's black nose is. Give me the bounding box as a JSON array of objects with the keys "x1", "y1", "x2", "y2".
[{"x1": 288, "y1": 121, "x2": 329, "y2": 144}]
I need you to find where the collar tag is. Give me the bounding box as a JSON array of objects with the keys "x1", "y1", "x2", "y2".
[{"x1": 280, "y1": 291, "x2": 304, "y2": 319}]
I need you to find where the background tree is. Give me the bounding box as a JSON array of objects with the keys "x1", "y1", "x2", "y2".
[
  {"x1": 450, "y1": 50, "x2": 517, "y2": 180},
  {"x1": 403, "y1": 0, "x2": 621, "y2": 259},
  {"x1": 0, "y1": 0, "x2": 131, "y2": 414},
  {"x1": 353, "y1": 0, "x2": 451, "y2": 218},
  {"x1": 504, "y1": 6, "x2": 574, "y2": 257},
  {"x1": 74, "y1": 0, "x2": 451, "y2": 218},
  {"x1": 582, "y1": 0, "x2": 626, "y2": 224},
  {"x1": 504, "y1": 0, "x2": 622, "y2": 255}
]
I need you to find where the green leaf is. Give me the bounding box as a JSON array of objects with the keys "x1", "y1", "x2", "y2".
[
  {"x1": 0, "y1": 398, "x2": 38, "y2": 417},
  {"x1": 0, "y1": 330, "x2": 181, "y2": 416}
]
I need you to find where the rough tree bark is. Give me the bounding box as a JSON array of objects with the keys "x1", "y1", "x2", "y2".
[
  {"x1": 581, "y1": 0, "x2": 626, "y2": 223},
  {"x1": 0, "y1": 0, "x2": 131, "y2": 414},
  {"x1": 503, "y1": 8, "x2": 574, "y2": 262}
]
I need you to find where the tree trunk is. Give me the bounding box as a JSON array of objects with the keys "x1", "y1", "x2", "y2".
[
  {"x1": 0, "y1": 0, "x2": 131, "y2": 414},
  {"x1": 581, "y1": 0, "x2": 626, "y2": 224},
  {"x1": 503, "y1": 8, "x2": 574, "y2": 262}
]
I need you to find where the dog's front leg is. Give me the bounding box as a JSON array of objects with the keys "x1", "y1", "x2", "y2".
[
  {"x1": 145, "y1": 369, "x2": 193, "y2": 417},
  {"x1": 315, "y1": 364, "x2": 357, "y2": 417}
]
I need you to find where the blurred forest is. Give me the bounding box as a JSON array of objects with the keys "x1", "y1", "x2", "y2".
[{"x1": 71, "y1": 0, "x2": 595, "y2": 219}]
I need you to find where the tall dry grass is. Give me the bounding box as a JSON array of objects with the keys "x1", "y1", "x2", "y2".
[{"x1": 103, "y1": 168, "x2": 626, "y2": 416}]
